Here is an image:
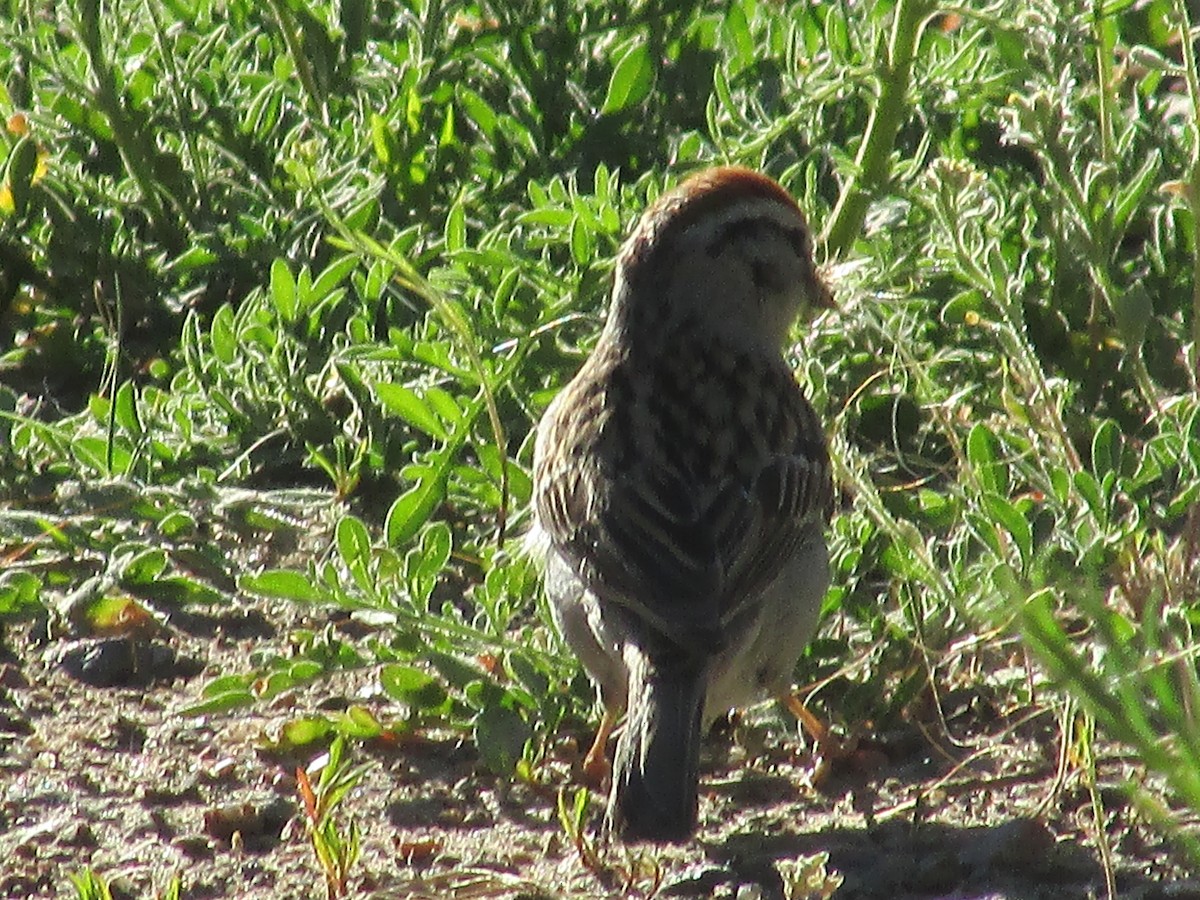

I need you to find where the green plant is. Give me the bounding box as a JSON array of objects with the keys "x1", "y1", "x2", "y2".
[
  {"x1": 0, "y1": 0, "x2": 1196, "y2": 886},
  {"x1": 297, "y1": 737, "x2": 368, "y2": 900},
  {"x1": 68, "y1": 868, "x2": 182, "y2": 900},
  {"x1": 556, "y1": 786, "x2": 664, "y2": 895},
  {"x1": 68, "y1": 869, "x2": 113, "y2": 900}
]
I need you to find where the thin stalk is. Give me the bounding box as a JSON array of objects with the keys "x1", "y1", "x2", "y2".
[
  {"x1": 102, "y1": 274, "x2": 124, "y2": 476},
  {"x1": 1172, "y1": 1, "x2": 1200, "y2": 388},
  {"x1": 1092, "y1": 1, "x2": 1116, "y2": 167},
  {"x1": 142, "y1": 0, "x2": 209, "y2": 197},
  {"x1": 264, "y1": 0, "x2": 329, "y2": 126},
  {"x1": 822, "y1": 0, "x2": 936, "y2": 257},
  {"x1": 76, "y1": 0, "x2": 186, "y2": 252}
]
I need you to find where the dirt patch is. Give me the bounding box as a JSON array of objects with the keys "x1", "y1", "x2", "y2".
[{"x1": 0, "y1": 592, "x2": 1195, "y2": 898}]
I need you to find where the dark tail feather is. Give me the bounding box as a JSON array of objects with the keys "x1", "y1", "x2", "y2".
[{"x1": 607, "y1": 644, "x2": 706, "y2": 842}]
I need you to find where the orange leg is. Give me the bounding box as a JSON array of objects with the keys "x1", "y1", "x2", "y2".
[
  {"x1": 785, "y1": 694, "x2": 888, "y2": 788},
  {"x1": 580, "y1": 707, "x2": 618, "y2": 788},
  {"x1": 784, "y1": 693, "x2": 844, "y2": 758}
]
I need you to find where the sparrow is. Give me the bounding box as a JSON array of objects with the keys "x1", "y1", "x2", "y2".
[{"x1": 529, "y1": 166, "x2": 834, "y2": 841}]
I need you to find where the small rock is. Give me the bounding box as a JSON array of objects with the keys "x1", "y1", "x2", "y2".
[
  {"x1": 201, "y1": 797, "x2": 293, "y2": 849},
  {"x1": 58, "y1": 822, "x2": 97, "y2": 847},
  {"x1": 203, "y1": 802, "x2": 264, "y2": 843},
  {"x1": 959, "y1": 817, "x2": 1054, "y2": 873},
  {"x1": 51, "y1": 638, "x2": 188, "y2": 687},
  {"x1": 661, "y1": 865, "x2": 735, "y2": 896},
  {"x1": 0, "y1": 663, "x2": 29, "y2": 689},
  {"x1": 173, "y1": 835, "x2": 213, "y2": 859},
  {"x1": 913, "y1": 848, "x2": 963, "y2": 893},
  {"x1": 0, "y1": 710, "x2": 34, "y2": 736}
]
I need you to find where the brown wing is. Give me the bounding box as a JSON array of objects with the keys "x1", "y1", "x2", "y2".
[
  {"x1": 715, "y1": 451, "x2": 832, "y2": 627},
  {"x1": 533, "y1": 348, "x2": 831, "y2": 652}
]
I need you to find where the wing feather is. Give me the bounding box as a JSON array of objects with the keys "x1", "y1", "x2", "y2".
[{"x1": 533, "y1": 345, "x2": 832, "y2": 653}]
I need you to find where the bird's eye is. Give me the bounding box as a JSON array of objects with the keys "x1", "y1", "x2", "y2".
[{"x1": 750, "y1": 258, "x2": 776, "y2": 292}]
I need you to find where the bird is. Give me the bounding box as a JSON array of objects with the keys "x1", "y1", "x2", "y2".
[{"x1": 528, "y1": 165, "x2": 835, "y2": 842}]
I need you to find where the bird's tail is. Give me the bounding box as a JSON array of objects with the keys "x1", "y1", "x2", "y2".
[{"x1": 608, "y1": 642, "x2": 707, "y2": 842}]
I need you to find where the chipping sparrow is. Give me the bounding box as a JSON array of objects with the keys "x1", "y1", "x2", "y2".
[{"x1": 529, "y1": 166, "x2": 834, "y2": 842}]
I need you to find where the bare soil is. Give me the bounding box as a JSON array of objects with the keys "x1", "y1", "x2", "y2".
[{"x1": 1, "y1": 545, "x2": 1197, "y2": 899}]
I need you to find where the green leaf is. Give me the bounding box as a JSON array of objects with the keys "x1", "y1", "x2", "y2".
[
  {"x1": 569, "y1": 214, "x2": 593, "y2": 267},
  {"x1": 310, "y1": 254, "x2": 358, "y2": 303},
  {"x1": 823, "y1": 5, "x2": 850, "y2": 56},
  {"x1": 0, "y1": 572, "x2": 42, "y2": 616},
  {"x1": 255, "y1": 661, "x2": 325, "y2": 699},
  {"x1": 445, "y1": 198, "x2": 466, "y2": 252},
  {"x1": 274, "y1": 717, "x2": 335, "y2": 749},
  {"x1": 180, "y1": 688, "x2": 255, "y2": 716},
  {"x1": 370, "y1": 111, "x2": 397, "y2": 167},
  {"x1": 1126, "y1": 44, "x2": 1182, "y2": 73},
  {"x1": 426, "y1": 650, "x2": 483, "y2": 690},
  {"x1": 438, "y1": 103, "x2": 456, "y2": 148},
  {"x1": 73, "y1": 436, "x2": 132, "y2": 475},
  {"x1": 722, "y1": 2, "x2": 754, "y2": 66},
  {"x1": 338, "y1": 705, "x2": 386, "y2": 739},
  {"x1": 424, "y1": 387, "x2": 462, "y2": 425},
  {"x1": 964, "y1": 510, "x2": 1003, "y2": 559},
  {"x1": 456, "y1": 86, "x2": 497, "y2": 139},
  {"x1": 982, "y1": 493, "x2": 1032, "y2": 568},
  {"x1": 270, "y1": 258, "x2": 297, "y2": 322},
  {"x1": 381, "y1": 664, "x2": 449, "y2": 710},
  {"x1": 507, "y1": 652, "x2": 549, "y2": 699},
  {"x1": 1091, "y1": 419, "x2": 1122, "y2": 481},
  {"x1": 119, "y1": 548, "x2": 168, "y2": 585},
  {"x1": 386, "y1": 473, "x2": 446, "y2": 547},
  {"x1": 1167, "y1": 480, "x2": 1200, "y2": 519},
  {"x1": 966, "y1": 423, "x2": 1005, "y2": 494},
  {"x1": 375, "y1": 383, "x2": 448, "y2": 440},
  {"x1": 292, "y1": 659, "x2": 327, "y2": 683},
  {"x1": 492, "y1": 267, "x2": 520, "y2": 320},
  {"x1": 1049, "y1": 465, "x2": 1071, "y2": 504},
  {"x1": 210, "y1": 304, "x2": 237, "y2": 365},
  {"x1": 241, "y1": 569, "x2": 328, "y2": 603},
  {"x1": 415, "y1": 521, "x2": 452, "y2": 580},
  {"x1": 336, "y1": 514, "x2": 373, "y2": 572},
  {"x1": 168, "y1": 245, "x2": 218, "y2": 274},
  {"x1": 601, "y1": 41, "x2": 655, "y2": 115},
  {"x1": 1111, "y1": 149, "x2": 1161, "y2": 239},
  {"x1": 940, "y1": 290, "x2": 986, "y2": 325},
  {"x1": 915, "y1": 489, "x2": 956, "y2": 527},
  {"x1": 1073, "y1": 470, "x2": 1106, "y2": 520},
  {"x1": 113, "y1": 381, "x2": 142, "y2": 439},
  {"x1": 203, "y1": 674, "x2": 255, "y2": 696},
  {"x1": 159, "y1": 510, "x2": 197, "y2": 539},
  {"x1": 474, "y1": 703, "x2": 531, "y2": 776},
  {"x1": 145, "y1": 576, "x2": 224, "y2": 606}
]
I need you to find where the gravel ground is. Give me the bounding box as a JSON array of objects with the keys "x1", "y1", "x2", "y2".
[{"x1": 1, "y1": 581, "x2": 1196, "y2": 899}]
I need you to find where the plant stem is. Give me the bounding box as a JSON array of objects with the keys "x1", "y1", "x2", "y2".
[
  {"x1": 822, "y1": 0, "x2": 935, "y2": 258},
  {"x1": 1172, "y1": 0, "x2": 1200, "y2": 388},
  {"x1": 76, "y1": 0, "x2": 186, "y2": 253},
  {"x1": 265, "y1": 0, "x2": 329, "y2": 126},
  {"x1": 1092, "y1": 1, "x2": 1116, "y2": 168}
]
